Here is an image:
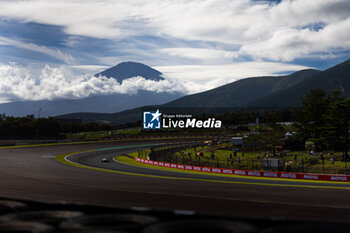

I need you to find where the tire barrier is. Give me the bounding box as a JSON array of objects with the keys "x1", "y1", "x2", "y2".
[
  {"x1": 0, "y1": 200, "x2": 28, "y2": 215},
  {"x1": 0, "y1": 197, "x2": 350, "y2": 232},
  {"x1": 141, "y1": 219, "x2": 257, "y2": 233},
  {"x1": 261, "y1": 223, "x2": 350, "y2": 233},
  {"x1": 0, "y1": 221, "x2": 54, "y2": 233},
  {"x1": 0, "y1": 210, "x2": 84, "y2": 226},
  {"x1": 60, "y1": 214, "x2": 159, "y2": 231}
]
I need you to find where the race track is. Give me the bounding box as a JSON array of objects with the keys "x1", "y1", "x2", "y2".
[{"x1": 1, "y1": 140, "x2": 350, "y2": 223}]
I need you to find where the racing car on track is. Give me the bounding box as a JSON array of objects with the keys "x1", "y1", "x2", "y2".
[{"x1": 101, "y1": 157, "x2": 110, "y2": 163}]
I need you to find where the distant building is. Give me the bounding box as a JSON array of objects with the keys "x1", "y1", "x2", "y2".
[
  {"x1": 277, "y1": 122, "x2": 293, "y2": 125},
  {"x1": 232, "y1": 137, "x2": 243, "y2": 146},
  {"x1": 285, "y1": 132, "x2": 295, "y2": 139}
]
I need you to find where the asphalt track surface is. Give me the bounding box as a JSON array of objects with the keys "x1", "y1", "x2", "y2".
[{"x1": 1, "y1": 139, "x2": 350, "y2": 223}]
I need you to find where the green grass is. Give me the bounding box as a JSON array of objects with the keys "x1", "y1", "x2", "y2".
[
  {"x1": 173, "y1": 143, "x2": 259, "y2": 161},
  {"x1": 128, "y1": 150, "x2": 151, "y2": 158},
  {"x1": 116, "y1": 128, "x2": 141, "y2": 134},
  {"x1": 66, "y1": 131, "x2": 111, "y2": 140},
  {"x1": 114, "y1": 154, "x2": 225, "y2": 176},
  {"x1": 145, "y1": 142, "x2": 350, "y2": 174}
]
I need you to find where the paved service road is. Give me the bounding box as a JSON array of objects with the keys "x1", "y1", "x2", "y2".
[{"x1": 1, "y1": 140, "x2": 350, "y2": 223}]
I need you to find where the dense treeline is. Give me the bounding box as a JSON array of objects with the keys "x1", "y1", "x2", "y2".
[
  {"x1": 0, "y1": 114, "x2": 111, "y2": 139},
  {"x1": 213, "y1": 88, "x2": 350, "y2": 154},
  {"x1": 243, "y1": 89, "x2": 350, "y2": 154},
  {"x1": 296, "y1": 89, "x2": 350, "y2": 154}
]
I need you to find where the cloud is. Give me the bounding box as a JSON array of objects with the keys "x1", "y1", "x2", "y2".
[
  {"x1": 0, "y1": 0, "x2": 349, "y2": 62},
  {"x1": 0, "y1": 36, "x2": 74, "y2": 64},
  {"x1": 70, "y1": 65, "x2": 110, "y2": 72},
  {"x1": 0, "y1": 0, "x2": 143, "y2": 39},
  {"x1": 239, "y1": 18, "x2": 350, "y2": 61},
  {"x1": 0, "y1": 61, "x2": 310, "y2": 103},
  {"x1": 159, "y1": 48, "x2": 239, "y2": 64},
  {"x1": 0, "y1": 63, "x2": 183, "y2": 102}
]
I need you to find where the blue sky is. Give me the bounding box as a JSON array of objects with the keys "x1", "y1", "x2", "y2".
[{"x1": 0, "y1": 0, "x2": 349, "y2": 102}]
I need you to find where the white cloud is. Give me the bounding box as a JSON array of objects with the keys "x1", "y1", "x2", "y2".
[
  {"x1": 2, "y1": 0, "x2": 342, "y2": 103},
  {"x1": 0, "y1": 0, "x2": 143, "y2": 39},
  {"x1": 159, "y1": 48, "x2": 239, "y2": 64},
  {"x1": 0, "y1": 0, "x2": 349, "y2": 62},
  {"x1": 0, "y1": 63, "x2": 183, "y2": 102},
  {"x1": 0, "y1": 36, "x2": 74, "y2": 64},
  {"x1": 0, "y1": 62, "x2": 310, "y2": 102},
  {"x1": 239, "y1": 18, "x2": 350, "y2": 61},
  {"x1": 70, "y1": 65, "x2": 110, "y2": 72}
]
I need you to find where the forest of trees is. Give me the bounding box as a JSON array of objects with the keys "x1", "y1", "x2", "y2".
[
  {"x1": 244, "y1": 89, "x2": 350, "y2": 154},
  {"x1": 0, "y1": 114, "x2": 111, "y2": 139},
  {"x1": 296, "y1": 89, "x2": 350, "y2": 154}
]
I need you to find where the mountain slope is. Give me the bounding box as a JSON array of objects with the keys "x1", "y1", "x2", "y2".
[
  {"x1": 57, "y1": 106, "x2": 145, "y2": 125},
  {"x1": 0, "y1": 91, "x2": 180, "y2": 117},
  {"x1": 164, "y1": 69, "x2": 320, "y2": 108},
  {"x1": 56, "y1": 69, "x2": 322, "y2": 125},
  {"x1": 55, "y1": 59, "x2": 350, "y2": 125},
  {"x1": 250, "y1": 59, "x2": 350, "y2": 108}
]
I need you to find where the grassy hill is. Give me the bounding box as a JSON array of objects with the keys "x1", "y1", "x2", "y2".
[
  {"x1": 250, "y1": 59, "x2": 350, "y2": 108},
  {"x1": 163, "y1": 69, "x2": 320, "y2": 108}
]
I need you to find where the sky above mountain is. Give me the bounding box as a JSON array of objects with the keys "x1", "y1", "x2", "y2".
[{"x1": 0, "y1": 0, "x2": 349, "y2": 103}]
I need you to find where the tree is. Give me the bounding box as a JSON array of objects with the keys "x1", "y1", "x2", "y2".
[
  {"x1": 297, "y1": 89, "x2": 332, "y2": 151},
  {"x1": 246, "y1": 124, "x2": 285, "y2": 156},
  {"x1": 329, "y1": 98, "x2": 350, "y2": 156}
]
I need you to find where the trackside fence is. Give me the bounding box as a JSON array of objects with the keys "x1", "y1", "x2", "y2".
[{"x1": 136, "y1": 142, "x2": 350, "y2": 175}]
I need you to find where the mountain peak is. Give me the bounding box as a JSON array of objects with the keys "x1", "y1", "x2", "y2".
[{"x1": 94, "y1": 61, "x2": 164, "y2": 83}]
